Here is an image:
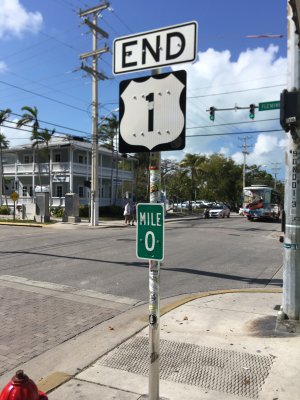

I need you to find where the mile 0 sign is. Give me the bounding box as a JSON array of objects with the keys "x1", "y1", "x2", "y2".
[{"x1": 118, "y1": 70, "x2": 186, "y2": 153}]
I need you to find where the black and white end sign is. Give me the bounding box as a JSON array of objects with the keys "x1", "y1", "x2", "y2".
[
  {"x1": 118, "y1": 70, "x2": 186, "y2": 153},
  {"x1": 113, "y1": 21, "x2": 197, "y2": 75}
]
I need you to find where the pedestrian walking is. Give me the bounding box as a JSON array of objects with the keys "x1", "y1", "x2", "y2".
[
  {"x1": 123, "y1": 199, "x2": 131, "y2": 225},
  {"x1": 131, "y1": 201, "x2": 137, "y2": 226}
]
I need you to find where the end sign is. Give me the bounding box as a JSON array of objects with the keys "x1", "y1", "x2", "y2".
[
  {"x1": 113, "y1": 21, "x2": 198, "y2": 75},
  {"x1": 136, "y1": 203, "x2": 164, "y2": 261}
]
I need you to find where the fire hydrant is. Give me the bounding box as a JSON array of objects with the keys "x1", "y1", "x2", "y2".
[{"x1": 0, "y1": 370, "x2": 48, "y2": 400}]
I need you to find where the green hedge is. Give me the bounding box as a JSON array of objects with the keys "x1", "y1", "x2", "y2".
[
  {"x1": 79, "y1": 205, "x2": 123, "y2": 219},
  {"x1": 0, "y1": 206, "x2": 10, "y2": 215}
]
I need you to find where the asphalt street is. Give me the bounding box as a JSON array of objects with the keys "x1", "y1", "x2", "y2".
[{"x1": 0, "y1": 214, "x2": 283, "y2": 378}]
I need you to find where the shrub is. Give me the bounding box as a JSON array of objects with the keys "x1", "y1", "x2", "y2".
[
  {"x1": 50, "y1": 207, "x2": 64, "y2": 218},
  {"x1": 0, "y1": 205, "x2": 10, "y2": 215},
  {"x1": 79, "y1": 205, "x2": 89, "y2": 218},
  {"x1": 100, "y1": 205, "x2": 123, "y2": 218}
]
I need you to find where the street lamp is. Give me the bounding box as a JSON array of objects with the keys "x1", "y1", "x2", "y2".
[{"x1": 90, "y1": 107, "x2": 119, "y2": 226}]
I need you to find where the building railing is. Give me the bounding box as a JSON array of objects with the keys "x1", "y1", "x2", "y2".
[
  {"x1": 3, "y1": 162, "x2": 134, "y2": 180},
  {"x1": 1, "y1": 195, "x2": 125, "y2": 208}
]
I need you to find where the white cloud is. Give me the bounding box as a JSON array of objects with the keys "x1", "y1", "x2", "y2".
[
  {"x1": 0, "y1": 0, "x2": 43, "y2": 38},
  {"x1": 0, "y1": 61, "x2": 7, "y2": 73},
  {"x1": 170, "y1": 44, "x2": 287, "y2": 178},
  {"x1": 0, "y1": 119, "x2": 31, "y2": 147}
]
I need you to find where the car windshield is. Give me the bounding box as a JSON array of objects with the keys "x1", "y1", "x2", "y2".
[{"x1": 213, "y1": 205, "x2": 223, "y2": 209}]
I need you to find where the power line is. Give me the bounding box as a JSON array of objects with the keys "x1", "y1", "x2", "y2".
[
  {"x1": 188, "y1": 84, "x2": 285, "y2": 99},
  {"x1": 0, "y1": 80, "x2": 89, "y2": 114},
  {"x1": 186, "y1": 129, "x2": 282, "y2": 137}
]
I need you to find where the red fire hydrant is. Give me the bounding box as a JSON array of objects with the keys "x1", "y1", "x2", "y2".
[{"x1": 0, "y1": 370, "x2": 48, "y2": 400}]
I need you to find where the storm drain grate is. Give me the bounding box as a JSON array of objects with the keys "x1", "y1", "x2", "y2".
[{"x1": 99, "y1": 336, "x2": 274, "y2": 398}]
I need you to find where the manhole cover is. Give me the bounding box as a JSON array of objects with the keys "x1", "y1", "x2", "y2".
[{"x1": 99, "y1": 336, "x2": 273, "y2": 398}]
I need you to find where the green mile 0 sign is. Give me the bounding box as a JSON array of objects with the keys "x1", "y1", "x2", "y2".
[{"x1": 136, "y1": 203, "x2": 164, "y2": 261}]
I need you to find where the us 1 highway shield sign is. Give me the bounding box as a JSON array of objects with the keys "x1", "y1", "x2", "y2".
[{"x1": 119, "y1": 70, "x2": 186, "y2": 153}]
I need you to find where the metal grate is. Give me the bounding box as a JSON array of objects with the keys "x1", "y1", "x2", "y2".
[{"x1": 99, "y1": 336, "x2": 273, "y2": 398}]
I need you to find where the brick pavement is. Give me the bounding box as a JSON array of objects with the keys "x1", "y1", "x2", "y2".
[{"x1": 0, "y1": 285, "x2": 120, "y2": 375}]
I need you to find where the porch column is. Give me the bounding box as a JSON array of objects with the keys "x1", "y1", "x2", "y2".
[
  {"x1": 32, "y1": 149, "x2": 35, "y2": 200},
  {"x1": 69, "y1": 145, "x2": 73, "y2": 193},
  {"x1": 50, "y1": 148, "x2": 53, "y2": 204}
]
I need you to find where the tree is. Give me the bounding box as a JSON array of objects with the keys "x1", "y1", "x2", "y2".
[
  {"x1": 17, "y1": 106, "x2": 43, "y2": 191},
  {"x1": 0, "y1": 109, "x2": 11, "y2": 206},
  {"x1": 179, "y1": 153, "x2": 206, "y2": 201},
  {"x1": 33, "y1": 128, "x2": 55, "y2": 199}
]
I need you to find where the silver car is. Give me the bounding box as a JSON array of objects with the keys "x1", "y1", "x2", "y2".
[{"x1": 209, "y1": 204, "x2": 230, "y2": 218}]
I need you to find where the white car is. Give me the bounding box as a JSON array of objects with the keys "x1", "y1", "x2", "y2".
[{"x1": 209, "y1": 204, "x2": 230, "y2": 218}]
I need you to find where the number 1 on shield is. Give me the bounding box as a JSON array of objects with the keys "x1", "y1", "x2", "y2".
[{"x1": 145, "y1": 92, "x2": 154, "y2": 132}]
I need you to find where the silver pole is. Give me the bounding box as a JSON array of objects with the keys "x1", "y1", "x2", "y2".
[
  {"x1": 148, "y1": 68, "x2": 162, "y2": 400},
  {"x1": 149, "y1": 153, "x2": 161, "y2": 400},
  {"x1": 282, "y1": 1, "x2": 300, "y2": 320}
]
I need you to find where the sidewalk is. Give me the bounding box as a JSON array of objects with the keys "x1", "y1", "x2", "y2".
[
  {"x1": 1, "y1": 286, "x2": 297, "y2": 400},
  {"x1": 44, "y1": 288, "x2": 299, "y2": 400}
]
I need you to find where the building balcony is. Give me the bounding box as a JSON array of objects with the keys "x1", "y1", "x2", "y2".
[{"x1": 2, "y1": 162, "x2": 135, "y2": 180}]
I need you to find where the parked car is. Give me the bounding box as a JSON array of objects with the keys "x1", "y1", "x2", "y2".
[{"x1": 209, "y1": 204, "x2": 230, "y2": 218}]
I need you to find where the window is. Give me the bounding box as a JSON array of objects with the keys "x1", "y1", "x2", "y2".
[
  {"x1": 24, "y1": 155, "x2": 32, "y2": 164},
  {"x1": 54, "y1": 153, "x2": 61, "y2": 162},
  {"x1": 78, "y1": 154, "x2": 86, "y2": 164},
  {"x1": 78, "y1": 186, "x2": 84, "y2": 198},
  {"x1": 56, "y1": 186, "x2": 63, "y2": 197}
]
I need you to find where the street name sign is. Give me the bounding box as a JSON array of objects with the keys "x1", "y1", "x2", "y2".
[
  {"x1": 259, "y1": 101, "x2": 280, "y2": 111},
  {"x1": 137, "y1": 203, "x2": 164, "y2": 261},
  {"x1": 119, "y1": 70, "x2": 186, "y2": 153},
  {"x1": 113, "y1": 21, "x2": 198, "y2": 74}
]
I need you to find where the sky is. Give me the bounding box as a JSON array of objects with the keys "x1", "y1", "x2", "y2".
[{"x1": 0, "y1": 0, "x2": 288, "y2": 180}]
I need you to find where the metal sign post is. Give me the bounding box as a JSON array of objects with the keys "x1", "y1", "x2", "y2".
[
  {"x1": 149, "y1": 152, "x2": 161, "y2": 400},
  {"x1": 116, "y1": 22, "x2": 196, "y2": 399}
]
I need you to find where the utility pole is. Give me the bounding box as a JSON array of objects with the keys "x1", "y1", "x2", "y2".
[
  {"x1": 281, "y1": 0, "x2": 300, "y2": 322},
  {"x1": 271, "y1": 162, "x2": 281, "y2": 189},
  {"x1": 79, "y1": 2, "x2": 109, "y2": 226},
  {"x1": 238, "y1": 136, "x2": 252, "y2": 189}
]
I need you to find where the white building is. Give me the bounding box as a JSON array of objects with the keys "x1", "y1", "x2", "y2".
[{"x1": 1, "y1": 136, "x2": 136, "y2": 208}]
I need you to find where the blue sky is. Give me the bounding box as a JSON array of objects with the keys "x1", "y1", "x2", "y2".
[{"x1": 0, "y1": 0, "x2": 287, "y2": 179}]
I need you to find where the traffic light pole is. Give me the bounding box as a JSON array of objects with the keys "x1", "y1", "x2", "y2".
[{"x1": 281, "y1": 2, "x2": 300, "y2": 321}]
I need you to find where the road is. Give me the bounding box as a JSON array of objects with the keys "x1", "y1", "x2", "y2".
[{"x1": 0, "y1": 214, "x2": 283, "y2": 376}]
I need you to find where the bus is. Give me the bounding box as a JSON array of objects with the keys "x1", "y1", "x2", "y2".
[{"x1": 242, "y1": 185, "x2": 281, "y2": 221}]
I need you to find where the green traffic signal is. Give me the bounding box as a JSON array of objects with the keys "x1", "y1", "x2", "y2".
[
  {"x1": 249, "y1": 104, "x2": 255, "y2": 119},
  {"x1": 209, "y1": 106, "x2": 215, "y2": 121}
]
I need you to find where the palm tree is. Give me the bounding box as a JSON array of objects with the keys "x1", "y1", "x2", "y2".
[
  {"x1": 17, "y1": 106, "x2": 42, "y2": 191},
  {"x1": 0, "y1": 109, "x2": 11, "y2": 207},
  {"x1": 98, "y1": 113, "x2": 119, "y2": 204},
  {"x1": 179, "y1": 153, "x2": 204, "y2": 201},
  {"x1": 32, "y1": 128, "x2": 55, "y2": 199}
]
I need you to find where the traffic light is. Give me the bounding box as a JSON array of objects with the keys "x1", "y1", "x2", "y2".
[
  {"x1": 280, "y1": 89, "x2": 300, "y2": 135},
  {"x1": 249, "y1": 104, "x2": 255, "y2": 119},
  {"x1": 209, "y1": 106, "x2": 215, "y2": 121}
]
